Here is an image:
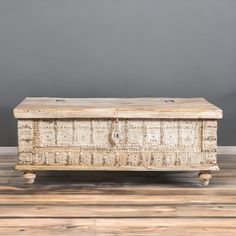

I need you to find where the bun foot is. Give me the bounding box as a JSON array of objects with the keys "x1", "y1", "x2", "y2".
[
  {"x1": 23, "y1": 172, "x2": 36, "y2": 184},
  {"x1": 198, "y1": 171, "x2": 212, "y2": 186}
]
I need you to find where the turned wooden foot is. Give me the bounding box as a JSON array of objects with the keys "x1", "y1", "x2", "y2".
[
  {"x1": 198, "y1": 171, "x2": 212, "y2": 186},
  {"x1": 23, "y1": 172, "x2": 36, "y2": 184}
]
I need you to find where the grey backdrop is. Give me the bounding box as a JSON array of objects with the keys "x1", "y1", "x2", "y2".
[{"x1": 0, "y1": 0, "x2": 235, "y2": 146}]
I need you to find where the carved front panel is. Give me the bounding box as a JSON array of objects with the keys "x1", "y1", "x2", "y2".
[
  {"x1": 34, "y1": 119, "x2": 202, "y2": 150},
  {"x1": 17, "y1": 118, "x2": 217, "y2": 169}
]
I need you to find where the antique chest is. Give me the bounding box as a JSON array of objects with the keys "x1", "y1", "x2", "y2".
[{"x1": 14, "y1": 97, "x2": 223, "y2": 185}]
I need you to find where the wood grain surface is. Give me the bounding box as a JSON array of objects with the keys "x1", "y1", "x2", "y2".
[
  {"x1": 15, "y1": 118, "x2": 219, "y2": 174},
  {"x1": 13, "y1": 97, "x2": 223, "y2": 119},
  {"x1": 0, "y1": 153, "x2": 235, "y2": 235}
]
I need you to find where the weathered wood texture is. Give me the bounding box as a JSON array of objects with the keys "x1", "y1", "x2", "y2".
[
  {"x1": 16, "y1": 119, "x2": 218, "y2": 171},
  {"x1": 14, "y1": 97, "x2": 222, "y2": 186},
  {"x1": 14, "y1": 97, "x2": 223, "y2": 119},
  {"x1": 0, "y1": 154, "x2": 235, "y2": 235}
]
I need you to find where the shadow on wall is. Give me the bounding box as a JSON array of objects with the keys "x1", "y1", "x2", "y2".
[
  {"x1": 0, "y1": 107, "x2": 17, "y2": 146},
  {"x1": 216, "y1": 91, "x2": 236, "y2": 146}
]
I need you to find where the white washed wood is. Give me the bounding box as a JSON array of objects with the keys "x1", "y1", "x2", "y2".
[
  {"x1": 14, "y1": 97, "x2": 223, "y2": 119},
  {"x1": 14, "y1": 97, "x2": 222, "y2": 185},
  {"x1": 16, "y1": 119, "x2": 218, "y2": 170}
]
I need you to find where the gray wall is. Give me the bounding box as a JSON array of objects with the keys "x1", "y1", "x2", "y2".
[{"x1": 0, "y1": 0, "x2": 235, "y2": 146}]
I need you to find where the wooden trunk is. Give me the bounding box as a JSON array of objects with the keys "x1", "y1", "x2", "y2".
[{"x1": 14, "y1": 97, "x2": 223, "y2": 185}]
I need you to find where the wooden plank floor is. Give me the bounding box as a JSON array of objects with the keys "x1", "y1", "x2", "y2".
[{"x1": 0, "y1": 154, "x2": 236, "y2": 235}]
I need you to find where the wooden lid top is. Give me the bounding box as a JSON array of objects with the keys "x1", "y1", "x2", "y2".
[{"x1": 13, "y1": 97, "x2": 223, "y2": 119}]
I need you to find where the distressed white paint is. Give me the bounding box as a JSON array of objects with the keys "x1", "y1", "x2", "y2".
[{"x1": 14, "y1": 97, "x2": 222, "y2": 179}]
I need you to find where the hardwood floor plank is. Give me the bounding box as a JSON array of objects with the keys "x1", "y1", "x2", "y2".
[
  {"x1": 0, "y1": 226, "x2": 235, "y2": 236},
  {"x1": 0, "y1": 218, "x2": 235, "y2": 236},
  {"x1": 0, "y1": 219, "x2": 95, "y2": 236},
  {"x1": 1, "y1": 185, "x2": 236, "y2": 195},
  {"x1": 0, "y1": 204, "x2": 236, "y2": 218},
  {"x1": 0, "y1": 194, "x2": 235, "y2": 205},
  {"x1": 96, "y1": 218, "x2": 236, "y2": 236}
]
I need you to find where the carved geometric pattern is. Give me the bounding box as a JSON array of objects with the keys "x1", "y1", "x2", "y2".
[{"x1": 17, "y1": 119, "x2": 217, "y2": 168}]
